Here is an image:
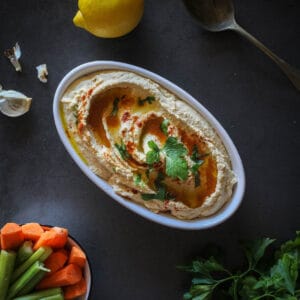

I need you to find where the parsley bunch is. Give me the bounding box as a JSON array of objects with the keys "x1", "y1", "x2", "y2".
[{"x1": 179, "y1": 232, "x2": 300, "y2": 300}]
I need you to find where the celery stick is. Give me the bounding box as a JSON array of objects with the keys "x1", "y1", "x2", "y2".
[
  {"x1": 40, "y1": 294, "x2": 64, "y2": 300},
  {"x1": 12, "y1": 288, "x2": 62, "y2": 300},
  {"x1": 16, "y1": 241, "x2": 33, "y2": 266},
  {"x1": 11, "y1": 247, "x2": 52, "y2": 282},
  {"x1": 0, "y1": 250, "x2": 16, "y2": 300},
  {"x1": 16, "y1": 268, "x2": 48, "y2": 296},
  {"x1": 7, "y1": 261, "x2": 49, "y2": 299}
]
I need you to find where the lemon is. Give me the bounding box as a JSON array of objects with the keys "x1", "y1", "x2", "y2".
[{"x1": 73, "y1": 0, "x2": 144, "y2": 38}]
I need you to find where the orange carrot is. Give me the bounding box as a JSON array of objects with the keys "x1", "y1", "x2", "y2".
[
  {"x1": 36, "y1": 263, "x2": 82, "y2": 289},
  {"x1": 21, "y1": 223, "x2": 44, "y2": 241},
  {"x1": 41, "y1": 225, "x2": 51, "y2": 231},
  {"x1": 64, "y1": 277, "x2": 87, "y2": 299},
  {"x1": 33, "y1": 227, "x2": 68, "y2": 250},
  {"x1": 68, "y1": 246, "x2": 86, "y2": 268},
  {"x1": 44, "y1": 249, "x2": 68, "y2": 275},
  {"x1": 1, "y1": 223, "x2": 24, "y2": 250}
]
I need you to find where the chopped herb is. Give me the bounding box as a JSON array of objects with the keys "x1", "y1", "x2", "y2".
[
  {"x1": 134, "y1": 173, "x2": 142, "y2": 186},
  {"x1": 191, "y1": 145, "x2": 210, "y2": 163},
  {"x1": 111, "y1": 97, "x2": 120, "y2": 116},
  {"x1": 146, "y1": 140, "x2": 160, "y2": 165},
  {"x1": 73, "y1": 104, "x2": 78, "y2": 125},
  {"x1": 162, "y1": 137, "x2": 188, "y2": 181},
  {"x1": 161, "y1": 119, "x2": 170, "y2": 136},
  {"x1": 138, "y1": 96, "x2": 155, "y2": 106},
  {"x1": 191, "y1": 161, "x2": 204, "y2": 187},
  {"x1": 141, "y1": 172, "x2": 173, "y2": 201},
  {"x1": 115, "y1": 141, "x2": 130, "y2": 160}
]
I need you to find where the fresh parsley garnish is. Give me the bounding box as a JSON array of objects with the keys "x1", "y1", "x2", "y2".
[
  {"x1": 111, "y1": 97, "x2": 120, "y2": 116},
  {"x1": 162, "y1": 137, "x2": 188, "y2": 181},
  {"x1": 179, "y1": 232, "x2": 300, "y2": 300},
  {"x1": 145, "y1": 137, "x2": 189, "y2": 181},
  {"x1": 138, "y1": 96, "x2": 155, "y2": 106},
  {"x1": 73, "y1": 104, "x2": 78, "y2": 125},
  {"x1": 190, "y1": 145, "x2": 209, "y2": 187},
  {"x1": 191, "y1": 161, "x2": 204, "y2": 187},
  {"x1": 146, "y1": 140, "x2": 160, "y2": 165},
  {"x1": 134, "y1": 173, "x2": 142, "y2": 186},
  {"x1": 141, "y1": 172, "x2": 173, "y2": 201},
  {"x1": 161, "y1": 119, "x2": 170, "y2": 136},
  {"x1": 115, "y1": 141, "x2": 130, "y2": 160}
]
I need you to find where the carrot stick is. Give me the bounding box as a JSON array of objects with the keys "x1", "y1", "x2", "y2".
[
  {"x1": 44, "y1": 250, "x2": 68, "y2": 275},
  {"x1": 33, "y1": 227, "x2": 68, "y2": 251},
  {"x1": 36, "y1": 264, "x2": 82, "y2": 289},
  {"x1": 1, "y1": 223, "x2": 24, "y2": 250},
  {"x1": 21, "y1": 223, "x2": 44, "y2": 242},
  {"x1": 63, "y1": 277, "x2": 87, "y2": 299},
  {"x1": 68, "y1": 246, "x2": 86, "y2": 268}
]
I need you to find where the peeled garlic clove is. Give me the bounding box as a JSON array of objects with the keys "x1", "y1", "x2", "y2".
[
  {"x1": 4, "y1": 42, "x2": 22, "y2": 72},
  {"x1": 0, "y1": 90, "x2": 32, "y2": 117},
  {"x1": 36, "y1": 64, "x2": 48, "y2": 83}
]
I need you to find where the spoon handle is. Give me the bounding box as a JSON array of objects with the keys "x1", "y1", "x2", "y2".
[{"x1": 230, "y1": 22, "x2": 300, "y2": 91}]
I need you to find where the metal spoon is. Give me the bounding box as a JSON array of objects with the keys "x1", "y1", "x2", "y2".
[{"x1": 183, "y1": 0, "x2": 300, "y2": 91}]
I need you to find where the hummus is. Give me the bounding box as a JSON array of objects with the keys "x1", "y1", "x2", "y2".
[{"x1": 60, "y1": 70, "x2": 237, "y2": 220}]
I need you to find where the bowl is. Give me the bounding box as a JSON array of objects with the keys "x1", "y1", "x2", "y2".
[
  {"x1": 67, "y1": 235, "x2": 91, "y2": 300},
  {"x1": 53, "y1": 61, "x2": 245, "y2": 230}
]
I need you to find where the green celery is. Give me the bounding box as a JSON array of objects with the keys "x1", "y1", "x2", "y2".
[
  {"x1": 16, "y1": 241, "x2": 33, "y2": 266},
  {"x1": 0, "y1": 250, "x2": 16, "y2": 300},
  {"x1": 11, "y1": 246, "x2": 52, "y2": 282},
  {"x1": 16, "y1": 269, "x2": 48, "y2": 296},
  {"x1": 12, "y1": 288, "x2": 62, "y2": 300},
  {"x1": 7, "y1": 261, "x2": 49, "y2": 299},
  {"x1": 40, "y1": 294, "x2": 64, "y2": 300}
]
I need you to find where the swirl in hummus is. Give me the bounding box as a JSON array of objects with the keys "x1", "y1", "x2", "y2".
[{"x1": 60, "y1": 70, "x2": 237, "y2": 220}]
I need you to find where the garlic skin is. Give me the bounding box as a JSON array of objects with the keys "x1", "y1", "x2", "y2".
[
  {"x1": 4, "y1": 42, "x2": 22, "y2": 72},
  {"x1": 0, "y1": 88, "x2": 32, "y2": 117},
  {"x1": 36, "y1": 64, "x2": 48, "y2": 83}
]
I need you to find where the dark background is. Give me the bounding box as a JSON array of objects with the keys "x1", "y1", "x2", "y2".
[{"x1": 0, "y1": 1, "x2": 299, "y2": 299}]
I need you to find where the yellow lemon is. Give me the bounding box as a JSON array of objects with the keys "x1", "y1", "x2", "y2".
[{"x1": 73, "y1": 0, "x2": 144, "y2": 38}]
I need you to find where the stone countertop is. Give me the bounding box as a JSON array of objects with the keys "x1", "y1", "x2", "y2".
[{"x1": 0, "y1": 1, "x2": 299, "y2": 299}]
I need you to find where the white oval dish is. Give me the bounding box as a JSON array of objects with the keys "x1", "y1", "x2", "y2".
[{"x1": 53, "y1": 61, "x2": 245, "y2": 230}]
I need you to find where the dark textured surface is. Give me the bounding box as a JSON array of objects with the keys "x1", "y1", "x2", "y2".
[{"x1": 0, "y1": 1, "x2": 299, "y2": 299}]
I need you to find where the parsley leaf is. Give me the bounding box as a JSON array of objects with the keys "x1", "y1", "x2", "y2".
[
  {"x1": 179, "y1": 232, "x2": 300, "y2": 300},
  {"x1": 161, "y1": 119, "x2": 170, "y2": 136},
  {"x1": 141, "y1": 172, "x2": 173, "y2": 201},
  {"x1": 146, "y1": 140, "x2": 160, "y2": 165},
  {"x1": 111, "y1": 97, "x2": 120, "y2": 116},
  {"x1": 134, "y1": 173, "x2": 142, "y2": 186},
  {"x1": 115, "y1": 141, "x2": 130, "y2": 160},
  {"x1": 138, "y1": 96, "x2": 155, "y2": 106},
  {"x1": 162, "y1": 137, "x2": 188, "y2": 180},
  {"x1": 191, "y1": 161, "x2": 204, "y2": 188}
]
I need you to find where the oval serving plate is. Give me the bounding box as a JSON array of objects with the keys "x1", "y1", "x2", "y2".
[{"x1": 53, "y1": 61, "x2": 245, "y2": 230}]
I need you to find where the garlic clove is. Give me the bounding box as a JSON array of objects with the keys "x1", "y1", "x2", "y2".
[
  {"x1": 4, "y1": 42, "x2": 22, "y2": 72},
  {"x1": 0, "y1": 90, "x2": 32, "y2": 117},
  {"x1": 36, "y1": 64, "x2": 48, "y2": 83}
]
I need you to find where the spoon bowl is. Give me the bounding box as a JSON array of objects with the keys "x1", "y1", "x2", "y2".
[
  {"x1": 183, "y1": 0, "x2": 300, "y2": 91},
  {"x1": 183, "y1": 0, "x2": 235, "y2": 32}
]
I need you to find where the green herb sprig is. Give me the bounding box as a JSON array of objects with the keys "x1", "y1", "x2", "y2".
[
  {"x1": 145, "y1": 137, "x2": 189, "y2": 181},
  {"x1": 179, "y1": 232, "x2": 300, "y2": 300},
  {"x1": 138, "y1": 96, "x2": 155, "y2": 106},
  {"x1": 115, "y1": 141, "x2": 130, "y2": 161},
  {"x1": 111, "y1": 97, "x2": 120, "y2": 116}
]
